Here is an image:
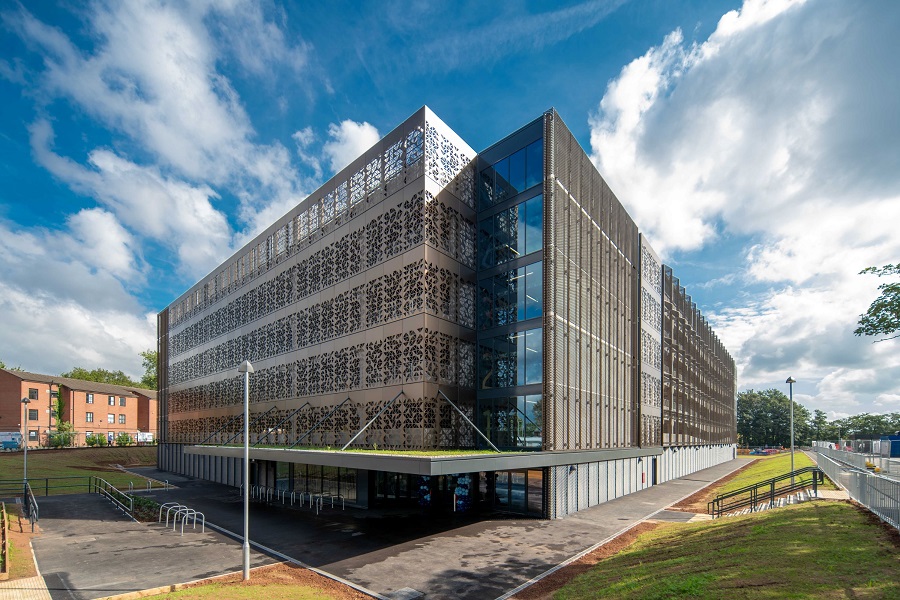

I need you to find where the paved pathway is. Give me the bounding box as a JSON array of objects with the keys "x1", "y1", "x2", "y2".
[
  {"x1": 4, "y1": 458, "x2": 745, "y2": 600},
  {"x1": 133, "y1": 459, "x2": 744, "y2": 599},
  {"x1": 0, "y1": 576, "x2": 52, "y2": 600}
]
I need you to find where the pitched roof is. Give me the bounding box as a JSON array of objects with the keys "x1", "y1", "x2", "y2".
[{"x1": 0, "y1": 368, "x2": 156, "y2": 398}]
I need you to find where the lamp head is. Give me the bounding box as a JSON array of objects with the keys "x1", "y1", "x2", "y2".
[
  {"x1": 238, "y1": 360, "x2": 254, "y2": 374},
  {"x1": 21, "y1": 397, "x2": 30, "y2": 405},
  {"x1": 785, "y1": 377, "x2": 796, "y2": 384}
]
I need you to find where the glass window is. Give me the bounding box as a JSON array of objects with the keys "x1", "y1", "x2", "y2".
[
  {"x1": 478, "y1": 218, "x2": 494, "y2": 270},
  {"x1": 527, "y1": 469, "x2": 544, "y2": 516},
  {"x1": 525, "y1": 195, "x2": 543, "y2": 255},
  {"x1": 478, "y1": 261, "x2": 542, "y2": 329},
  {"x1": 478, "y1": 196, "x2": 542, "y2": 270},
  {"x1": 108, "y1": 396, "x2": 115, "y2": 406},
  {"x1": 478, "y1": 327, "x2": 543, "y2": 388},
  {"x1": 340, "y1": 468, "x2": 357, "y2": 503},
  {"x1": 525, "y1": 328, "x2": 542, "y2": 384},
  {"x1": 479, "y1": 167, "x2": 495, "y2": 210},
  {"x1": 28, "y1": 430, "x2": 37, "y2": 441},
  {"x1": 28, "y1": 388, "x2": 38, "y2": 400},
  {"x1": 119, "y1": 397, "x2": 126, "y2": 407},
  {"x1": 118, "y1": 414, "x2": 126, "y2": 424},
  {"x1": 86, "y1": 393, "x2": 94, "y2": 404},
  {"x1": 494, "y1": 157, "x2": 510, "y2": 204},
  {"x1": 107, "y1": 414, "x2": 115, "y2": 424},
  {"x1": 526, "y1": 140, "x2": 543, "y2": 190},
  {"x1": 525, "y1": 262, "x2": 542, "y2": 320},
  {"x1": 28, "y1": 409, "x2": 38, "y2": 421},
  {"x1": 86, "y1": 412, "x2": 94, "y2": 423},
  {"x1": 508, "y1": 148, "x2": 526, "y2": 195}
]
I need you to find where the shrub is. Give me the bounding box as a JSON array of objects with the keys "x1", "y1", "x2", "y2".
[{"x1": 115, "y1": 433, "x2": 134, "y2": 447}]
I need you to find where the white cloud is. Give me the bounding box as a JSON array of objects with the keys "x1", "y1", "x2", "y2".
[
  {"x1": 590, "y1": 0, "x2": 900, "y2": 414},
  {"x1": 0, "y1": 282, "x2": 155, "y2": 379},
  {"x1": 29, "y1": 119, "x2": 232, "y2": 279},
  {"x1": 67, "y1": 208, "x2": 143, "y2": 282},
  {"x1": 9, "y1": 2, "x2": 316, "y2": 260},
  {"x1": 322, "y1": 120, "x2": 381, "y2": 173}
]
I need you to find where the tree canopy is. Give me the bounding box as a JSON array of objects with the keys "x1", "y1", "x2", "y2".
[
  {"x1": 60, "y1": 367, "x2": 138, "y2": 387},
  {"x1": 140, "y1": 349, "x2": 158, "y2": 390},
  {"x1": 737, "y1": 389, "x2": 811, "y2": 447},
  {"x1": 738, "y1": 389, "x2": 900, "y2": 446},
  {"x1": 855, "y1": 263, "x2": 900, "y2": 341}
]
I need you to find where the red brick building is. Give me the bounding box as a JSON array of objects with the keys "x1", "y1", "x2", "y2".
[{"x1": 0, "y1": 369, "x2": 158, "y2": 447}]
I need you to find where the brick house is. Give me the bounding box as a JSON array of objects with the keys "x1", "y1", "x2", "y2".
[{"x1": 0, "y1": 369, "x2": 158, "y2": 447}]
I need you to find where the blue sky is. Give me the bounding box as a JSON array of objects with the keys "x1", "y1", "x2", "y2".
[{"x1": 1, "y1": 0, "x2": 898, "y2": 419}]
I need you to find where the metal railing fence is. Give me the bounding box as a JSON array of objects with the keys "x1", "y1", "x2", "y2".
[
  {"x1": 815, "y1": 450, "x2": 900, "y2": 530},
  {"x1": 816, "y1": 446, "x2": 899, "y2": 475},
  {"x1": 708, "y1": 466, "x2": 823, "y2": 518}
]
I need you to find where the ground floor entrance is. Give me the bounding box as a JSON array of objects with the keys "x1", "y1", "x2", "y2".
[{"x1": 261, "y1": 460, "x2": 546, "y2": 518}]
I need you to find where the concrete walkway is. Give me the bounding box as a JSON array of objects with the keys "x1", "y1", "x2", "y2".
[
  {"x1": 4, "y1": 458, "x2": 745, "y2": 600},
  {"x1": 0, "y1": 576, "x2": 52, "y2": 600},
  {"x1": 132, "y1": 459, "x2": 743, "y2": 599}
]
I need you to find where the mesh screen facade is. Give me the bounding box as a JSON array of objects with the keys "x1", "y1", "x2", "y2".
[
  {"x1": 662, "y1": 265, "x2": 737, "y2": 446},
  {"x1": 543, "y1": 111, "x2": 640, "y2": 451},
  {"x1": 158, "y1": 108, "x2": 479, "y2": 461},
  {"x1": 157, "y1": 106, "x2": 736, "y2": 519}
]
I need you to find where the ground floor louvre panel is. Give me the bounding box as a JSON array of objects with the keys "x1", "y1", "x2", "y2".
[{"x1": 158, "y1": 442, "x2": 735, "y2": 519}]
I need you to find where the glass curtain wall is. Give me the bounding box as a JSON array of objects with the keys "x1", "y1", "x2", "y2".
[{"x1": 476, "y1": 131, "x2": 544, "y2": 451}]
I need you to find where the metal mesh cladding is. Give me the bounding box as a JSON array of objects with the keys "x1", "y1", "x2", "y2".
[
  {"x1": 543, "y1": 111, "x2": 641, "y2": 452},
  {"x1": 661, "y1": 266, "x2": 736, "y2": 446},
  {"x1": 159, "y1": 110, "x2": 479, "y2": 451}
]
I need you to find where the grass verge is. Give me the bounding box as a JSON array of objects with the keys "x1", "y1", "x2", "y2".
[
  {"x1": 0, "y1": 446, "x2": 158, "y2": 494},
  {"x1": 718, "y1": 452, "x2": 836, "y2": 496},
  {"x1": 554, "y1": 501, "x2": 900, "y2": 599}
]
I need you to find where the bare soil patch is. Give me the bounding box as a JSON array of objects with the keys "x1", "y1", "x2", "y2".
[
  {"x1": 5, "y1": 505, "x2": 40, "y2": 580},
  {"x1": 511, "y1": 521, "x2": 660, "y2": 600},
  {"x1": 178, "y1": 562, "x2": 371, "y2": 600}
]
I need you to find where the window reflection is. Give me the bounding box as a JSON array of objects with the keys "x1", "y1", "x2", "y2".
[
  {"x1": 478, "y1": 139, "x2": 543, "y2": 210},
  {"x1": 478, "y1": 261, "x2": 542, "y2": 329},
  {"x1": 477, "y1": 395, "x2": 543, "y2": 449},
  {"x1": 478, "y1": 327, "x2": 542, "y2": 388},
  {"x1": 478, "y1": 195, "x2": 542, "y2": 270}
]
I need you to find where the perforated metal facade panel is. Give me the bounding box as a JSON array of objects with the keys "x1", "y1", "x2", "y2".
[
  {"x1": 543, "y1": 110, "x2": 640, "y2": 453},
  {"x1": 158, "y1": 108, "x2": 479, "y2": 464},
  {"x1": 661, "y1": 266, "x2": 737, "y2": 447}
]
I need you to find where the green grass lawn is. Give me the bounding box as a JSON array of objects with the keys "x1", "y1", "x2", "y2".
[
  {"x1": 0, "y1": 446, "x2": 158, "y2": 495},
  {"x1": 718, "y1": 452, "x2": 836, "y2": 496},
  {"x1": 556, "y1": 501, "x2": 900, "y2": 599}
]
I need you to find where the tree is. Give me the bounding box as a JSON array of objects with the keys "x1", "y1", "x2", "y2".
[
  {"x1": 50, "y1": 422, "x2": 75, "y2": 448},
  {"x1": 855, "y1": 263, "x2": 900, "y2": 341},
  {"x1": 737, "y1": 389, "x2": 811, "y2": 447},
  {"x1": 61, "y1": 367, "x2": 138, "y2": 387},
  {"x1": 140, "y1": 349, "x2": 158, "y2": 390}
]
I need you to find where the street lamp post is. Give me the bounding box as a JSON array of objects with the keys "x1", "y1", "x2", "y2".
[
  {"x1": 21, "y1": 397, "x2": 30, "y2": 502},
  {"x1": 786, "y1": 377, "x2": 796, "y2": 484},
  {"x1": 238, "y1": 360, "x2": 254, "y2": 581}
]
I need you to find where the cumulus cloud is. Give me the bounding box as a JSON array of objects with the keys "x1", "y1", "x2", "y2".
[
  {"x1": 322, "y1": 120, "x2": 381, "y2": 173},
  {"x1": 0, "y1": 281, "x2": 155, "y2": 379},
  {"x1": 590, "y1": 0, "x2": 900, "y2": 413},
  {"x1": 0, "y1": 1, "x2": 320, "y2": 376},
  {"x1": 29, "y1": 119, "x2": 232, "y2": 279}
]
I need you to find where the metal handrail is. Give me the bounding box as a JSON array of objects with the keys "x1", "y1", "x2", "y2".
[
  {"x1": 708, "y1": 467, "x2": 824, "y2": 518},
  {"x1": 93, "y1": 476, "x2": 134, "y2": 517}
]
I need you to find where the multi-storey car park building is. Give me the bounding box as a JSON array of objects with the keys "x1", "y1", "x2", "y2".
[{"x1": 157, "y1": 107, "x2": 736, "y2": 519}]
